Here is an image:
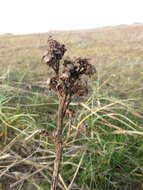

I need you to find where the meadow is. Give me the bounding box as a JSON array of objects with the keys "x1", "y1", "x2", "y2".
[{"x1": 0, "y1": 24, "x2": 143, "y2": 190}]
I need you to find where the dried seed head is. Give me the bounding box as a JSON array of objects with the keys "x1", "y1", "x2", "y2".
[
  {"x1": 71, "y1": 79, "x2": 88, "y2": 96},
  {"x1": 74, "y1": 57, "x2": 96, "y2": 77},
  {"x1": 43, "y1": 38, "x2": 96, "y2": 98},
  {"x1": 84, "y1": 64, "x2": 96, "y2": 76},
  {"x1": 42, "y1": 37, "x2": 67, "y2": 75}
]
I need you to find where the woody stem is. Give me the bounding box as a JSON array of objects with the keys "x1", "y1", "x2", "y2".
[{"x1": 51, "y1": 94, "x2": 67, "y2": 190}]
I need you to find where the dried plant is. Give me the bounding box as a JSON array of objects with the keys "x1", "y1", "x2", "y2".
[{"x1": 43, "y1": 36, "x2": 96, "y2": 190}]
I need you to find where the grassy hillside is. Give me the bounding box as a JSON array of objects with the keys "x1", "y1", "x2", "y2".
[
  {"x1": 0, "y1": 25, "x2": 143, "y2": 190},
  {"x1": 0, "y1": 24, "x2": 143, "y2": 96}
]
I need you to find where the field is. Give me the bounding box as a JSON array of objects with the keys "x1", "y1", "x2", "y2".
[{"x1": 0, "y1": 24, "x2": 143, "y2": 190}]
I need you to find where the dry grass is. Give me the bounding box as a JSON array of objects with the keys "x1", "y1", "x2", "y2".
[{"x1": 0, "y1": 24, "x2": 143, "y2": 190}]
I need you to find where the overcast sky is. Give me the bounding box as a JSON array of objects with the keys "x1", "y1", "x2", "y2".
[{"x1": 0, "y1": 0, "x2": 143, "y2": 34}]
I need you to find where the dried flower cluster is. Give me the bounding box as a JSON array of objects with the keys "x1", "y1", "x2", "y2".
[
  {"x1": 43, "y1": 36, "x2": 66, "y2": 75},
  {"x1": 43, "y1": 37, "x2": 96, "y2": 98},
  {"x1": 42, "y1": 37, "x2": 96, "y2": 190}
]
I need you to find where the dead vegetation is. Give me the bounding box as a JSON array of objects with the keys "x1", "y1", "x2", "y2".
[
  {"x1": 0, "y1": 25, "x2": 143, "y2": 190},
  {"x1": 42, "y1": 37, "x2": 96, "y2": 190}
]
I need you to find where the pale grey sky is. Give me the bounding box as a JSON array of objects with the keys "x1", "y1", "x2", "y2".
[{"x1": 0, "y1": 0, "x2": 143, "y2": 34}]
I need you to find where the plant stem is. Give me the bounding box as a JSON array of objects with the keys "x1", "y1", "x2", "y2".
[{"x1": 51, "y1": 95, "x2": 66, "y2": 190}]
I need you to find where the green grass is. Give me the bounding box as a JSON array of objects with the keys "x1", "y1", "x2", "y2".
[{"x1": 0, "y1": 25, "x2": 143, "y2": 189}]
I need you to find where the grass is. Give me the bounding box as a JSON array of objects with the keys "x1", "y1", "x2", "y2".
[{"x1": 0, "y1": 24, "x2": 143, "y2": 189}]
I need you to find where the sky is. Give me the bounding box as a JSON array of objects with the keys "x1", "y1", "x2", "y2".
[{"x1": 0, "y1": 0, "x2": 143, "y2": 34}]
